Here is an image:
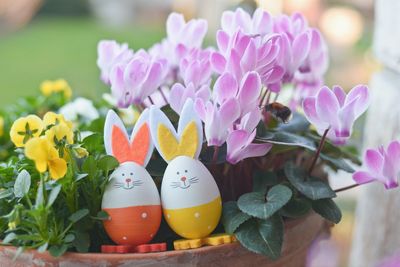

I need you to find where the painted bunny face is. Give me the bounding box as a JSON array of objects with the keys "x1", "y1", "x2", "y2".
[
  {"x1": 161, "y1": 156, "x2": 220, "y2": 210},
  {"x1": 110, "y1": 163, "x2": 145, "y2": 191}
]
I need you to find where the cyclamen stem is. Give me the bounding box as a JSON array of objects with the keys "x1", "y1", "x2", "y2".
[
  {"x1": 308, "y1": 128, "x2": 330, "y2": 175},
  {"x1": 335, "y1": 183, "x2": 360, "y2": 193},
  {"x1": 158, "y1": 87, "x2": 168, "y2": 105},
  {"x1": 212, "y1": 146, "x2": 220, "y2": 164}
]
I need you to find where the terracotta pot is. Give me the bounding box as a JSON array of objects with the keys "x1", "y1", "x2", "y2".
[{"x1": 0, "y1": 213, "x2": 328, "y2": 267}]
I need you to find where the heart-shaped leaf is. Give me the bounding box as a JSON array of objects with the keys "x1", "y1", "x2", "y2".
[
  {"x1": 280, "y1": 197, "x2": 311, "y2": 218},
  {"x1": 253, "y1": 171, "x2": 278, "y2": 194},
  {"x1": 312, "y1": 198, "x2": 342, "y2": 224},
  {"x1": 284, "y1": 162, "x2": 336, "y2": 200},
  {"x1": 222, "y1": 201, "x2": 251, "y2": 234},
  {"x1": 235, "y1": 215, "x2": 284, "y2": 260},
  {"x1": 258, "y1": 215, "x2": 284, "y2": 260},
  {"x1": 238, "y1": 185, "x2": 292, "y2": 219}
]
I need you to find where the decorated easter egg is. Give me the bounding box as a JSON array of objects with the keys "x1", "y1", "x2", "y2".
[
  {"x1": 161, "y1": 156, "x2": 222, "y2": 239},
  {"x1": 101, "y1": 109, "x2": 162, "y2": 246},
  {"x1": 149, "y1": 99, "x2": 223, "y2": 240}
]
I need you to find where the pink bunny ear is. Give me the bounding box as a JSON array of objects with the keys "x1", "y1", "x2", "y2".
[{"x1": 104, "y1": 110, "x2": 153, "y2": 166}]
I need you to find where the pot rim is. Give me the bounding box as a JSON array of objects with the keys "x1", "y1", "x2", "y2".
[{"x1": 0, "y1": 212, "x2": 317, "y2": 260}]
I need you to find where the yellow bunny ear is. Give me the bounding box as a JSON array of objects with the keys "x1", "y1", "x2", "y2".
[{"x1": 157, "y1": 121, "x2": 198, "y2": 161}]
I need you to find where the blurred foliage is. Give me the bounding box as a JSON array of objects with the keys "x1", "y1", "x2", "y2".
[{"x1": 38, "y1": 0, "x2": 90, "y2": 16}]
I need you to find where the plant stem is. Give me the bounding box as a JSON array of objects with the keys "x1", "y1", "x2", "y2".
[
  {"x1": 159, "y1": 87, "x2": 168, "y2": 105},
  {"x1": 212, "y1": 146, "x2": 219, "y2": 164},
  {"x1": 335, "y1": 183, "x2": 360, "y2": 193},
  {"x1": 259, "y1": 88, "x2": 269, "y2": 106},
  {"x1": 148, "y1": 95, "x2": 155, "y2": 105},
  {"x1": 308, "y1": 128, "x2": 329, "y2": 175}
]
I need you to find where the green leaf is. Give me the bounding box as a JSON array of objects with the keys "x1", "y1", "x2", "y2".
[
  {"x1": 238, "y1": 185, "x2": 292, "y2": 219},
  {"x1": 97, "y1": 155, "x2": 119, "y2": 173},
  {"x1": 14, "y1": 170, "x2": 31, "y2": 198},
  {"x1": 0, "y1": 188, "x2": 13, "y2": 200},
  {"x1": 319, "y1": 154, "x2": 355, "y2": 173},
  {"x1": 253, "y1": 171, "x2": 278, "y2": 194},
  {"x1": 95, "y1": 210, "x2": 110, "y2": 221},
  {"x1": 72, "y1": 231, "x2": 90, "y2": 253},
  {"x1": 49, "y1": 244, "x2": 68, "y2": 258},
  {"x1": 280, "y1": 198, "x2": 311, "y2": 218},
  {"x1": 258, "y1": 215, "x2": 284, "y2": 260},
  {"x1": 82, "y1": 133, "x2": 103, "y2": 153},
  {"x1": 2, "y1": 232, "x2": 16, "y2": 244},
  {"x1": 235, "y1": 216, "x2": 284, "y2": 260},
  {"x1": 312, "y1": 198, "x2": 342, "y2": 224},
  {"x1": 222, "y1": 201, "x2": 251, "y2": 234},
  {"x1": 275, "y1": 113, "x2": 310, "y2": 133},
  {"x1": 82, "y1": 156, "x2": 97, "y2": 177},
  {"x1": 64, "y1": 234, "x2": 75, "y2": 243},
  {"x1": 68, "y1": 209, "x2": 89, "y2": 223},
  {"x1": 284, "y1": 162, "x2": 336, "y2": 200},
  {"x1": 257, "y1": 131, "x2": 316, "y2": 151},
  {"x1": 37, "y1": 242, "x2": 48, "y2": 253},
  {"x1": 35, "y1": 181, "x2": 44, "y2": 208},
  {"x1": 75, "y1": 173, "x2": 88, "y2": 182},
  {"x1": 47, "y1": 185, "x2": 62, "y2": 208}
]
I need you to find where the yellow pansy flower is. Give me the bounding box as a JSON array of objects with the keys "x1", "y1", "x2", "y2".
[
  {"x1": 9, "y1": 115, "x2": 44, "y2": 147},
  {"x1": 40, "y1": 79, "x2": 72, "y2": 99},
  {"x1": 0, "y1": 116, "x2": 4, "y2": 137},
  {"x1": 25, "y1": 137, "x2": 67, "y2": 180},
  {"x1": 45, "y1": 122, "x2": 74, "y2": 146},
  {"x1": 43, "y1": 112, "x2": 73, "y2": 130}
]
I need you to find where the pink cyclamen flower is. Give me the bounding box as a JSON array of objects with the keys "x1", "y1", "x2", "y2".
[
  {"x1": 179, "y1": 48, "x2": 212, "y2": 89},
  {"x1": 213, "y1": 71, "x2": 262, "y2": 116},
  {"x1": 150, "y1": 12, "x2": 208, "y2": 66},
  {"x1": 353, "y1": 141, "x2": 400, "y2": 189},
  {"x1": 302, "y1": 85, "x2": 370, "y2": 145},
  {"x1": 221, "y1": 8, "x2": 273, "y2": 37},
  {"x1": 169, "y1": 83, "x2": 210, "y2": 114},
  {"x1": 109, "y1": 49, "x2": 167, "y2": 108},
  {"x1": 195, "y1": 98, "x2": 240, "y2": 147},
  {"x1": 226, "y1": 129, "x2": 272, "y2": 164},
  {"x1": 211, "y1": 30, "x2": 283, "y2": 88},
  {"x1": 97, "y1": 40, "x2": 133, "y2": 84}
]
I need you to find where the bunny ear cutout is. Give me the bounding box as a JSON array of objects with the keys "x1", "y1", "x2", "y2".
[
  {"x1": 150, "y1": 100, "x2": 203, "y2": 163},
  {"x1": 177, "y1": 99, "x2": 203, "y2": 159},
  {"x1": 104, "y1": 109, "x2": 153, "y2": 166}
]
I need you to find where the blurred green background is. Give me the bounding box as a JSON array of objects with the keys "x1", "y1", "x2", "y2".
[{"x1": 0, "y1": 17, "x2": 162, "y2": 105}]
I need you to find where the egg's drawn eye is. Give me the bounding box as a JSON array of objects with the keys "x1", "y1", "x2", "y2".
[
  {"x1": 185, "y1": 170, "x2": 188, "y2": 173},
  {"x1": 122, "y1": 173, "x2": 125, "y2": 177},
  {"x1": 130, "y1": 173, "x2": 133, "y2": 176},
  {"x1": 177, "y1": 172, "x2": 180, "y2": 175}
]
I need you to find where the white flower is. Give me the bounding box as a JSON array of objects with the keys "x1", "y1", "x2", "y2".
[{"x1": 59, "y1": 97, "x2": 99, "y2": 122}]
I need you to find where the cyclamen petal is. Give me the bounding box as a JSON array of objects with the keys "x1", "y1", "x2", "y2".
[
  {"x1": 303, "y1": 85, "x2": 370, "y2": 144},
  {"x1": 353, "y1": 141, "x2": 400, "y2": 189},
  {"x1": 213, "y1": 73, "x2": 238, "y2": 104},
  {"x1": 226, "y1": 130, "x2": 272, "y2": 164},
  {"x1": 97, "y1": 40, "x2": 133, "y2": 84}
]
